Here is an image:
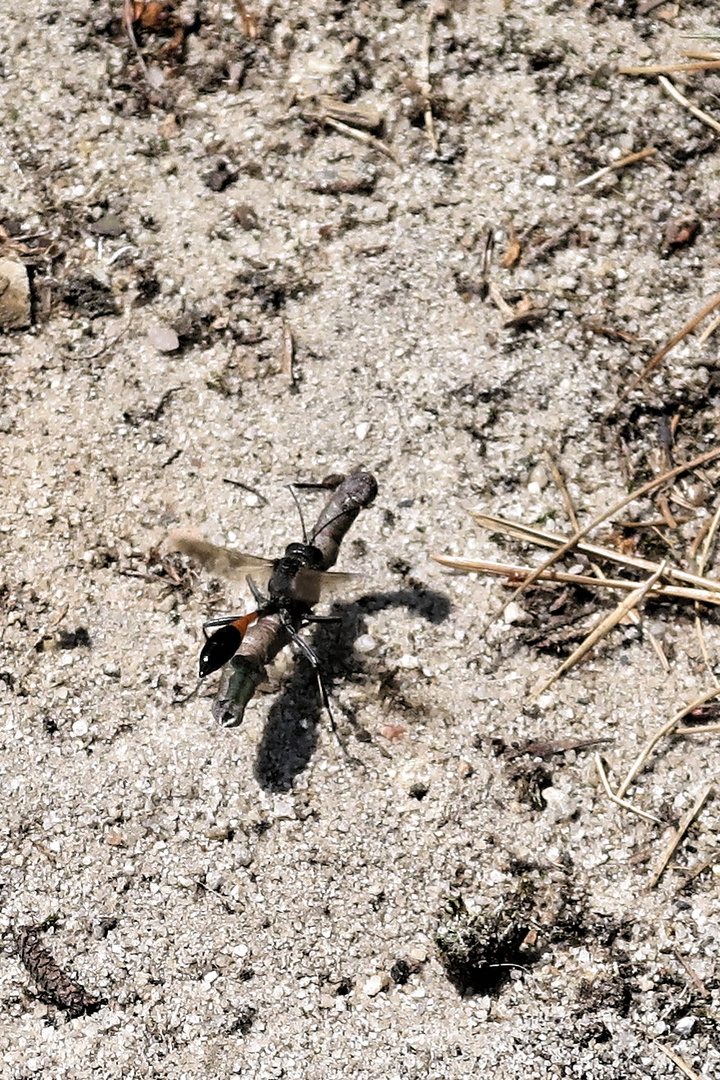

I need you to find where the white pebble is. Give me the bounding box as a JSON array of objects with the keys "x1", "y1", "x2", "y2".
[
  {"x1": 542, "y1": 786, "x2": 577, "y2": 821},
  {"x1": 363, "y1": 973, "x2": 388, "y2": 997},
  {"x1": 148, "y1": 326, "x2": 180, "y2": 353},
  {"x1": 354, "y1": 634, "x2": 377, "y2": 654},
  {"x1": 503, "y1": 601, "x2": 527, "y2": 625}
]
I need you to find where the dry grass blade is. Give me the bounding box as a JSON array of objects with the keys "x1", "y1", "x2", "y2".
[
  {"x1": 694, "y1": 501, "x2": 720, "y2": 684},
  {"x1": 545, "y1": 451, "x2": 668, "y2": 671},
  {"x1": 530, "y1": 564, "x2": 665, "y2": 699},
  {"x1": 609, "y1": 288, "x2": 720, "y2": 411},
  {"x1": 659, "y1": 75, "x2": 720, "y2": 135},
  {"x1": 674, "y1": 851, "x2": 720, "y2": 890},
  {"x1": 419, "y1": 1, "x2": 440, "y2": 152},
  {"x1": 575, "y1": 146, "x2": 656, "y2": 188},
  {"x1": 468, "y1": 512, "x2": 720, "y2": 594},
  {"x1": 595, "y1": 755, "x2": 664, "y2": 825},
  {"x1": 649, "y1": 783, "x2": 714, "y2": 888},
  {"x1": 617, "y1": 686, "x2": 720, "y2": 798},
  {"x1": 281, "y1": 321, "x2": 294, "y2": 387},
  {"x1": 683, "y1": 50, "x2": 720, "y2": 62},
  {"x1": 472, "y1": 447, "x2": 720, "y2": 636},
  {"x1": 698, "y1": 310, "x2": 720, "y2": 344},
  {"x1": 321, "y1": 116, "x2": 400, "y2": 165},
  {"x1": 431, "y1": 553, "x2": 720, "y2": 606},
  {"x1": 619, "y1": 60, "x2": 720, "y2": 74},
  {"x1": 675, "y1": 722, "x2": 720, "y2": 735},
  {"x1": 652, "y1": 1041, "x2": 702, "y2": 1080}
]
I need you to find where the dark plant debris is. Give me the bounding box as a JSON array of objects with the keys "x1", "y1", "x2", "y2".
[{"x1": 15, "y1": 925, "x2": 104, "y2": 1018}]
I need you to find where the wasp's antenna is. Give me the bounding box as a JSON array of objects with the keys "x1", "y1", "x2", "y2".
[{"x1": 287, "y1": 484, "x2": 309, "y2": 543}]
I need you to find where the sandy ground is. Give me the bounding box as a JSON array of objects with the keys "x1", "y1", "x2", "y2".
[{"x1": 2, "y1": 0, "x2": 720, "y2": 1076}]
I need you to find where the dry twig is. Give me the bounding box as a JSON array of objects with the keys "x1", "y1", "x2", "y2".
[
  {"x1": 693, "y1": 501, "x2": 720, "y2": 684},
  {"x1": 652, "y1": 1041, "x2": 701, "y2": 1080},
  {"x1": 595, "y1": 755, "x2": 663, "y2": 825},
  {"x1": 617, "y1": 686, "x2": 720, "y2": 798},
  {"x1": 432, "y1": 555, "x2": 720, "y2": 607},
  {"x1": 545, "y1": 451, "x2": 668, "y2": 670},
  {"x1": 659, "y1": 75, "x2": 720, "y2": 135},
  {"x1": 419, "y1": 1, "x2": 442, "y2": 152},
  {"x1": 671, "y1": 947, "x2": 710, "y2": 998},
  {"x1": 321, "y1": 115, "x2": 400, "y2": 165},
  {"x1": 575, "y1": 146, "x2": 657, "y2": 188},
  {"x1": 122, "y1": 0, "x2": 150, "y2": 78},
  {"x1": 610, "y1": 289, "x2": 720, "y2": 411},
  {"x1": 480, "y1": 449, "x2": 720, "y2": 637},
  {"x1": 697, "y1": 311, "x2": 720, "y2": 344},
  {"x1": 619, "y1": 60, "x2": 720, "y2": 75},
  {"x1": 465, "y1": 512, "x2": 720, "y2": 594},
  {"x1": 281, "y1": 322, "x2": 294, "y2": 387},
  {"x1": 649, "y1": 783, "x2": 714, "y2": 888},
  {"x1": 674, "y1": 850, "x2": 719, "y2": 890},
  {"x1": 682, "y1": 50, "x2": 720, "y2": 62},
  {"x1": 530, "y1": 564, "x2": 665, "y2": 698}
]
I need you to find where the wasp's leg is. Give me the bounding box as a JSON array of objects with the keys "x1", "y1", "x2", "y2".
[
  {"x1": 285, "y1": 627, "x2": 333, "y2": 721},
  {"x1": 283, "y1": 622, "x2": 362, "y2": 765},
  {"x1": 246, "y1": 576, "x2": 266, "y2": 607}
]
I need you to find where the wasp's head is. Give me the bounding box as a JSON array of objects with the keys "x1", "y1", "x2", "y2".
[{"x1": 283, "y1": 542, "x2": 324, "y2": 569}]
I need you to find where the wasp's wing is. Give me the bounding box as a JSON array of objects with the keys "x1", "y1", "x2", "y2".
[
  {"x1": 290, "y1": 568, "x2": 358, "y2": 606},
  {"x1": 167, "y1": 531, "x2": 274, "y2": 587}
]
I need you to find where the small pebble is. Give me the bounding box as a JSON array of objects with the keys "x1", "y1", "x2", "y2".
[
  {"x1": 379, "y1": 724, "x2": 407, "y2": 741},
  {"x1": 542, "y1": 786, "x2": 577, "y2": 821},
  {"x1": 674, "y1": 1016, "x2": 695, "y2": 1036},
  {"x1": 503, "y1": 601, "x2": 527, "y2": 625},
  {"x1": 273, "y1": 796, "x2": 295, "y2": 820},
  {"x1": 148, "y1": 326, "x2": 180, "y2": 353},
  {"x1": 234, "y1": 847, "x2": 253, "y2": 868},
  {"x1": 354, "y1": 634, "x2": 377, "y2": 654},
  {"x1": 363, "y1": 973, "x2": 389, "y2": 997}
]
